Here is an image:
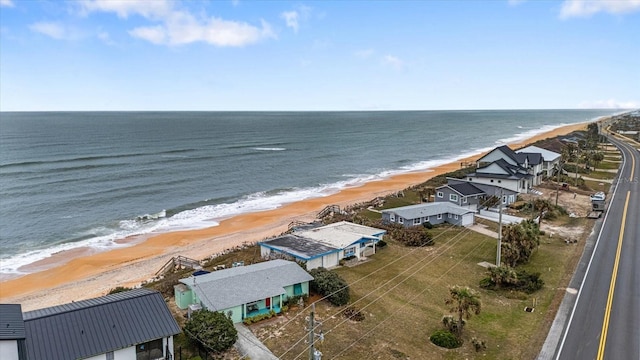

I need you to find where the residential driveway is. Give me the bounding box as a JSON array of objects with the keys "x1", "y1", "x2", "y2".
[
  {"x1": 468, "y1": 224, "x2": 498, "y2": 239},
  {"x1": 234, "y1": 323, "x2": 278, "y2": 360},
  {"x1": 477, "y1": 209, "x2": 524, "y2": 224}
]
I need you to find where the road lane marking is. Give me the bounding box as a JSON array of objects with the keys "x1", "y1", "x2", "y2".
[{"x1": 596, "y1": 191, "x2": 630, "y2": 360}]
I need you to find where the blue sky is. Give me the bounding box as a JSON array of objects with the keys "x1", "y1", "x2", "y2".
[{"x1": 1, "y1": 0, "x2": 638, "y2": 111}]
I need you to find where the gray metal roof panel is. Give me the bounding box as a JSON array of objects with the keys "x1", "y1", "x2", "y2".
[
  {"x1": 0, "y1": 304, "x2": 25, "y2": 340},
  {"x1": 437, "y1": 183, "x2": 485, "y2": 196},
  {"x1": 23, "y1": 288, "x2": 180, "y2": 360}
]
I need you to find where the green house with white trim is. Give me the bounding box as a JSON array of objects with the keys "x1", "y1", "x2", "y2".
[{"x1": 175, "y1": 259, "x2": 313, "y2": 323}]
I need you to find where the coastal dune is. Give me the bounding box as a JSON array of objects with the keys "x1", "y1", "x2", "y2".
[{"x1": 0, "y1": 122, "x2": 588, "y2": 310}]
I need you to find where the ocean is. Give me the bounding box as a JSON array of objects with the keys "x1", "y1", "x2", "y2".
[{"x1": 0, "y1": 110, "x2": 621, "y2": 276}]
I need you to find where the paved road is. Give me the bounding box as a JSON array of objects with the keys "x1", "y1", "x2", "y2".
[{"x1": 541, "y1": 135, "x2": 639, "y2": 360}]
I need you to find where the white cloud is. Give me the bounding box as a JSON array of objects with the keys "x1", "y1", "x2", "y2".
[
  {"x1": 0, "y1": 0, "x2": 15, "y2": 8},
  {"x1": 281, "y1": 6, "x2": 311, "y2": 33},
  {"x1": 560, "y1": 0, "x2": 640, "y2": 19},
  {"x1": 80, "y1": 0, "x2": 275, "y2": 47},
  {"x1": 281, "y1": 11, "x2": 300, "y2": 33},
  {"x1": 578, "y1": 99, "x2": 639, "y2": 109},
  {"x1": 382, "y1": 55, "x2": 404, "y2": 70},
  {"x1": 354, "y1": 49, "x2": 375, "y2": 58},
  {"x1": 79, "y1": 0, "x2": 171, "y2": 19},
  {"x1": 29, "y1": 22, "x2": 76, "y2": 40}
]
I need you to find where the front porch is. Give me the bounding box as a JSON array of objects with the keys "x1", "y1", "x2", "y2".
[{"x1": 246, "y1": 305, "x2": 282, "y2": 318}]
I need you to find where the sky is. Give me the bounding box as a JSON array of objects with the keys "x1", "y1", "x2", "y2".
[{"x1": 0, "y1": 0, "x2": 639, "y2": 111}]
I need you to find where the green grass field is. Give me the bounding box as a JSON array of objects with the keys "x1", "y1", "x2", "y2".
[{"x1": 259, "y1": 223, "x2": 586, "y2": 360}]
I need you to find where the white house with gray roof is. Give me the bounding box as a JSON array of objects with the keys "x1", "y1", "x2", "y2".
[
  {"x1": 381, "y1": 202, "x2": 475, "y2": 227},
  {"x1": 177, "y1": 260, "x2": 313, "y2": 323},
  {"x1": 259, "y1": 221, "x2": 386, "y2": 269},
  {"x1": 9, "y1": 288, "x2": 181, "y2": 360},
  {"x1": 517, "y1": 145, "x2": 561, "y2": 177}
]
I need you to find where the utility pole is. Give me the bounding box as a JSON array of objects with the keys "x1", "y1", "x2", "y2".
[
  {"x1": 497, "y1": 190, "x2": 503, "y2": 267},
  {"x1": 555, "y1": 160, "x2": 562, "y2": 206},
  {"x1": 308, "y1": 303, "x2": 315, "y2": 360}
]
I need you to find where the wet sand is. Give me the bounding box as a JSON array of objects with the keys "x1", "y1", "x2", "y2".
[{"x1": 0, "y1": 122, "x2": 589, "y2": 310}]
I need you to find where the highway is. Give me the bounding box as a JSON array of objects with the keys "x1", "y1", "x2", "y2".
[{"x1": 540, "y1": 134, "x2": 639, "y2": 360}]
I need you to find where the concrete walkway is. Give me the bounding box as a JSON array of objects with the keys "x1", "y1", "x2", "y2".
[
  {"x1": 234, "y1": 323, "x2": 278, "y2": 360},
  {"x1": 468, "y1": 224, "x2": 498, "y2": 239}
]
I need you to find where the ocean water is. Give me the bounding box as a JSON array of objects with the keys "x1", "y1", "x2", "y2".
[{"x1": 0, "y1": 110, "x2": 621, "y2": 275}]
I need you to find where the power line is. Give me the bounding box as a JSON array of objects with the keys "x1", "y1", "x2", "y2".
[{"x1": 287, "y1": 226, "x2": 482, "y2": 360}]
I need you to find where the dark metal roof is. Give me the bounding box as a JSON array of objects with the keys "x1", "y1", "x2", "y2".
[
  {"x1": 438, "y1": 182, "x2": 485, "y2": 196},
  {"x1": 22, "y1": 288, "x2": 180, "y2": 360},
  {"x1": 517, "y1": 152, "x2": 543, "y2": 165},
  {"x1": 0, "y1": 304, "x2": 25, "y2": 340},
  {"x1": 495, "y1": 145, "x2": 521, "y2": 164}
]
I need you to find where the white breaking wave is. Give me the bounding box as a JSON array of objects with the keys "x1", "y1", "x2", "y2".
[{"x1": 253, "y1": 147, "x2": 286, "y2": 151}]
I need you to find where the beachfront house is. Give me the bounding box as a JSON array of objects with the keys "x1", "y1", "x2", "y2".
[
  {"x1": 0, "y1": 304, "x2": 26, "y2": 360},
  {"x1": 176, "y1": 259, "x2": 313, "y2": 323},
  {"x1": 446, "y1": 178, "x2": 519, "y2": 206},
  {"x1": 259, "y1": 234, "x2": 341, "y2": 270},
  {"x1": 435, "y1": 182, "x2": 486, "y2": 210},
  {"x1": 473, "y1": 145, "x2": 544, "y2": 188},
  {"x1": 517, "y1": 145, "x2": 561, "y2": 177},
  {"x1": 19, "y1": 288, "x2": 181, "y2": 360},
  {"x1": 259, "y1": 221, "x2": 386, "y2": 270},
  {"x1": 381, "y1": 203, "x2": 475, "y2": 227}
]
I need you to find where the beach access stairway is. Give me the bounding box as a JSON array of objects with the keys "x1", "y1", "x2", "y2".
[
  {"x1": 318, "y1": 205, "x2": 341, "y2": 218},
  {"x1": 155, "y1": 255, "x2": 201, "y2": 276}
]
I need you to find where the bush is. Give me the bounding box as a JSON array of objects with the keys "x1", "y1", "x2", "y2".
[
  {"x1": 184, "y1": 310, "x2": 237, "y2": 353},
  {"x1": 243, "y1": 309, "x2": 276, "y2": 325},
  {"x1": 422, "y1": 221, "x2": 433, "y2": 229},
  {"x1": 472, "y1": 338, "x2": 487, "y2": 352},
  {"x1": 343, "y1": 306, "x2": 365, "y2": 322},
  {"x1": 376, "y1": 239, "x2": 387, "y2": 248},
  {"x1": 430, "y1": 330, "x2": 461, "y2": 349},
  {"x1": 480, "y1": 266, "x2": 544, "y2": 294},
  {"x1": 108, "y1": 286, "x2": 132, "y2": 294},
  {"x1": 309, "y1": 267, "x2": 350, "y2": 306}
]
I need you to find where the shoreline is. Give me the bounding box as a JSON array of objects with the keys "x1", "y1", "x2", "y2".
[{"x1": 0, "y1": 121, "x2": 591, "y2": 310}]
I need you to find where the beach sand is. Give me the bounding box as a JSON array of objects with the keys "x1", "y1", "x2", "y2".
[{"x1": 0, "y1": 122, "x2": 589, "y2": 310}]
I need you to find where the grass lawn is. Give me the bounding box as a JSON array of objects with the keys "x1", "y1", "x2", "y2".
[
  {"x1": 259, "y1": 225, "x2": 584, "y2": 360},
  {"x1": 593, "y1": 161, "x2": 620, "y2": 170},
  {"x1": 584, "y1": 170, "x2": 617, "y2": 180},
  {"x1": 583, "y1": 179, "x2": 610, "y2": 193}
]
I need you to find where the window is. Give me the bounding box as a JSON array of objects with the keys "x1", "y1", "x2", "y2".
[
  {"x1": 468, "y1": 178, "x2": 472, "y2": 181},
  {"x1": 106, "y1": 352, "x2": 114, "y2": 360},
  {"x1": 413, "y1": 218, "x2": 421, "y2": 225},
  {"x1": 498, "y1": 180, "x2": 502, "y2": 183},
  {"x1": 448, "y1": 213, "x2": 452, "y2": 218},
  {"x1": 490, "y1": 179, "x2": 494, "y2": 183},
  {"x1": 398, "y1": 217, "x2": 404, "y2": 224},
  {"x1": 390, "y1": 214, "x2": 395, "y2": 221},
  {"x1": 437, "y1": 191, "x2": 444, "y2": 198},
  {"x1": 454, "y1": 214, "x2": 459, "y2": 220},
  {"x1": 502, "y1": 196, "x2": 507, "y2": 204},
  {"x1": 463, "y1": 197, "x2": 467, "y2": 203},
  {"x1": 437, "y1": 214, "x2": 443, "y2": 220},
  {"x1": 345, "y1": 247, "x2": 356, "y2": 257},
  {"x1": 136, "y1": 339, "x2": 163, "y2": 360},
  {"x1": 449, "y1": 194, "x2": 458, "y2": 202}
]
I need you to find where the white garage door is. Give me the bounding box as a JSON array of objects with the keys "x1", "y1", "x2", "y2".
[{"x1": 461, "y1": 213, "x2": 474, "y2": 226}]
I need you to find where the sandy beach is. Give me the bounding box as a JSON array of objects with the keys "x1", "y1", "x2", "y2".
[{"x1": 0, "y1": 122, "x2": 589, "y2": 310}]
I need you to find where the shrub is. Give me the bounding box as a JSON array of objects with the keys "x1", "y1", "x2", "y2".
[
  {"x1": 309, "y1": 267, "x2": 350, "y2": 306},
  {"x1": 430, "y1": 330, "x2": 461, "y2": 349},
  {"x1": 397, "y1": 226, "x2": 434, "y2": 247},
  {"x1": 480, "y1": 266, "x2": 544, "y2": 294},
  {"x1": 184, "y1": 310, "x2": 237, "y2": 353},
  {"x1": 343, "y1": 306, "x2": 365, "y2": 322},
  {"x1": 242, "y1": 309, "x2": 277, "y2": 325},
  {"x1": 376, "y1": 239, "x2": 388, "y2": 248},
  {"x1": 422, "y1": 221, "x2": 433, "y2": 229},
  {"x1": 472, "y1": 338, "x2": 487, "y2": 352},
  {"x1": 108, "y1": 286, "x2": 132, "y2": 294}
]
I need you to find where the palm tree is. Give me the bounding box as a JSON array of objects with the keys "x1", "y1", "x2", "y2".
[
  {"x1": 444, "y1": 286, "x2": 481, "y2": 337},
  {"x1": 532, "y1": 198, "x2": 553, "y2": 227}
]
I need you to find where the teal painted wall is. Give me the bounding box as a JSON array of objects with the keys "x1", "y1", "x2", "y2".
[
  {"x1": 174, "y1": 287, "x2": 193, "y2": 310},
  {"x1": 220, "y1": 305, "x2": 243, "y2": 324}
]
